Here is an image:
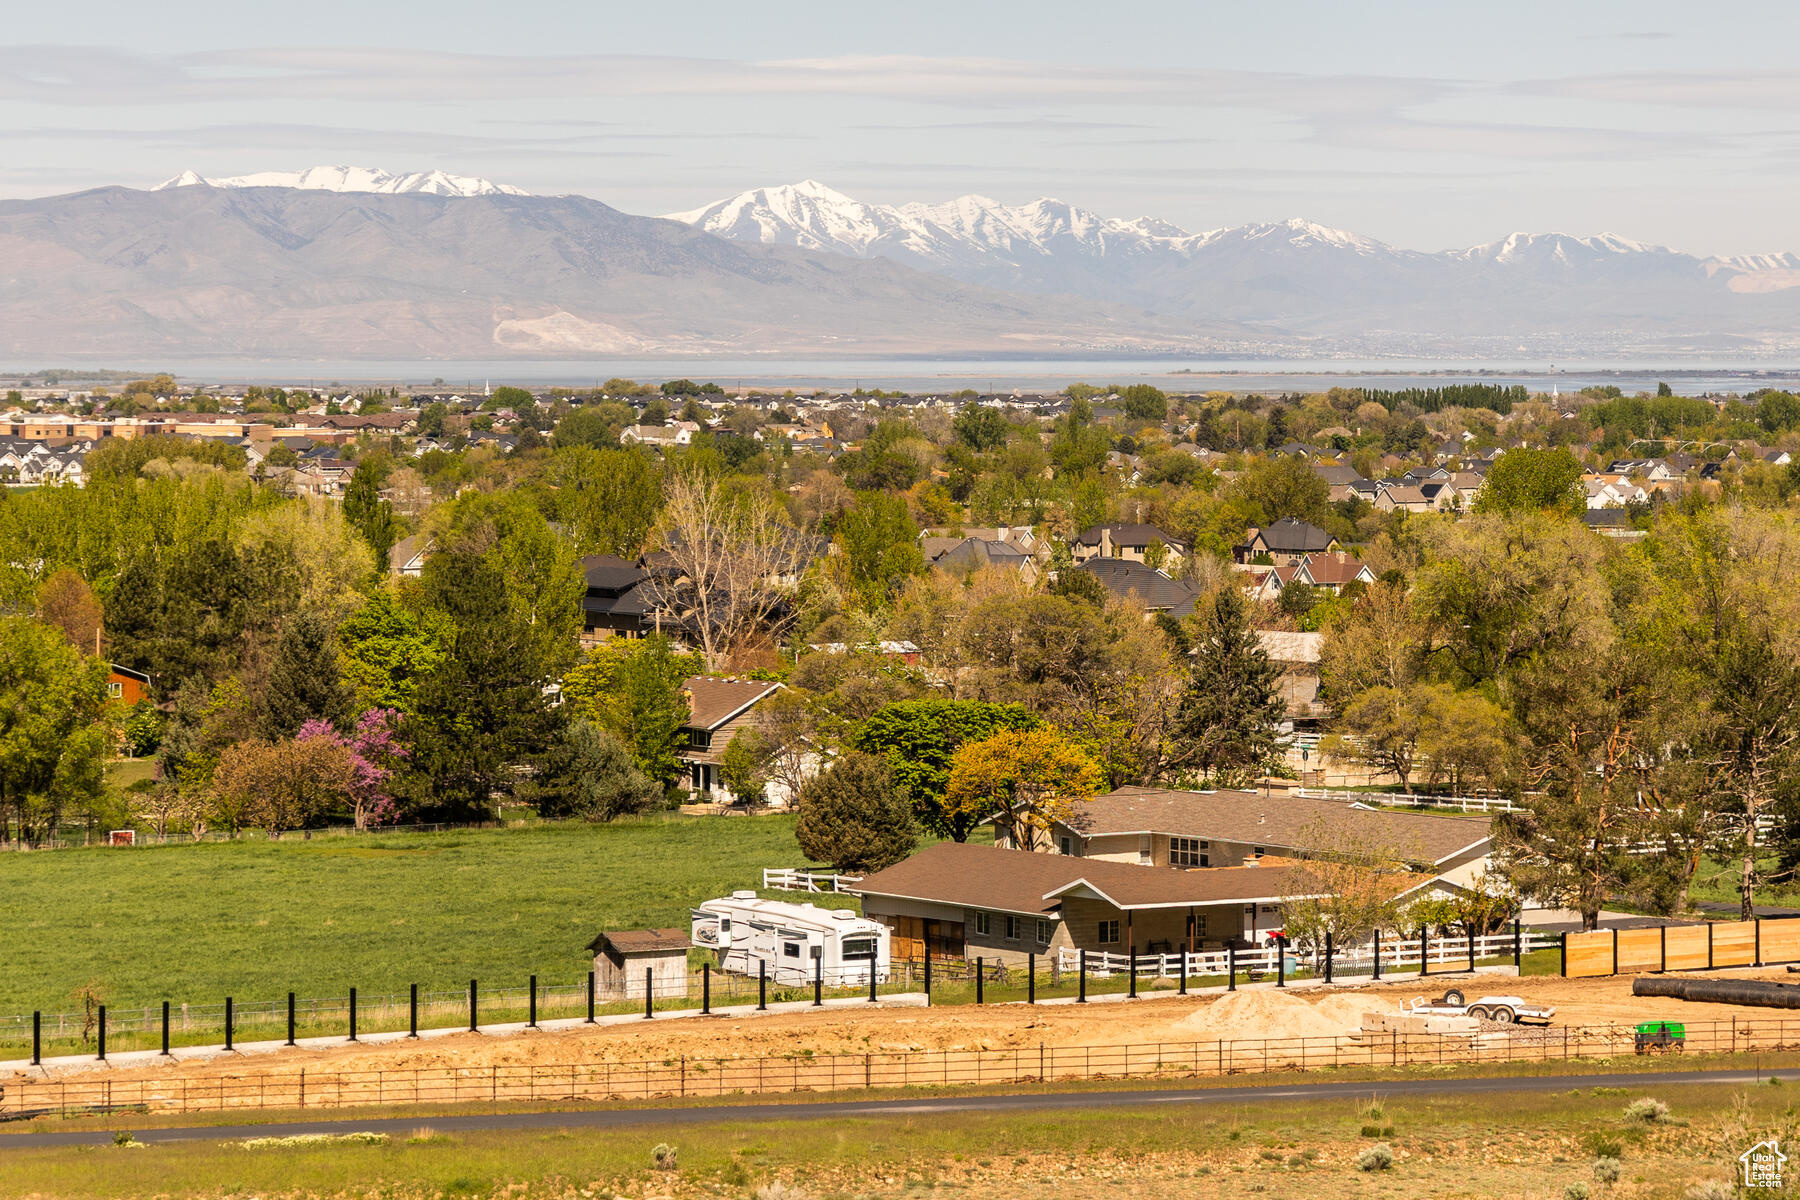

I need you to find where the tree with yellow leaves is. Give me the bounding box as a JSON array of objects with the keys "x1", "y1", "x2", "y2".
[{"x1": 945, "y1": 727, "x2": 1102, "y2": 850}]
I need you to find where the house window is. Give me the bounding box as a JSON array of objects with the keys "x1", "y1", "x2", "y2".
[
  {"x1": 1004, "y1": 915, "x2": 1021, "y2": 940},
  {"x1": 687, "y1": 729, "x2": 712, "y2": 750},
  {"x1": 1252, "y1": 846, "x2": 1264, "y2": 857},
  {"x1": 1059, "y1": 835, "x2": 1074, "y2": 856},
  {"x1": 1170, "y1": 837, "x2": 1203, "y2": 867},
  {"x1": 1194, "y1": 915, "x2": 1209, "y2": 939},
  {"x1": 1036, "y1": 920, "x2": 1051, "y2": 944},
  {"x1": 1098, "y1": 920, "x2": 1120, "y2": 945},
  {"x1": 107, "y1": 682, "x2": 123, "y2": 698},
  {"x1": 974, "y1": 912, "x2": 991, "y2": 936}
]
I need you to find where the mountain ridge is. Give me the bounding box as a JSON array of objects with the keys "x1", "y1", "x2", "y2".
[{"x1": 153, "y1": 165, "x2": 530, "y2": 198}]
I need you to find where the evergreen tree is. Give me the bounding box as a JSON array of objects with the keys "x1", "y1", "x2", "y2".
[
  {"x1": 261, "y1": 612, "x2": 353, "y2": 739},
  {"x1": 794, "y1": 751, "x2": 918, "y2": 872},
  {"x1": 403, "y1": 554, "x2": 566, "y2": 819},
  {"x1": 530, "y1": 721, "x2": 663, "y2": 821},
  {"x1": 1164, "y1": 587, "x2": 1288, "y2": 785}
]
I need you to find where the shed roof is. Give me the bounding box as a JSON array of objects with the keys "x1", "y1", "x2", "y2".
[{"x1": 586, "y1": 928, "x2": 692, "y2": 955}]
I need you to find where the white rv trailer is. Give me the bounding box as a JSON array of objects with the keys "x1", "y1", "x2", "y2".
[{"x1": 692, "y1": 891, "x2": 891, "y2": 987}]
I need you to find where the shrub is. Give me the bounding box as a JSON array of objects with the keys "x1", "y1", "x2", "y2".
[
  {"x1": 1591, "y1": 1156, "x2": 1622, "y2": 1185},
  {"x1": 754, "y1": 1183, "x2": 811, "y2": 1200},
  {"x1": 651, "y1": 1143, "x2": 678, "y2": 1172},
  {"x1": 1584, "y1": 1133, "x2": 1624, "y2": 1159},
  {"x1": 1622, "y1": 1098, "x2": 1668, "y2": 1123},
  {"x1": 1357, "y1": 1143, "x2": 1394, "y2": 1172},
  {"x1": 1564, "y1": 1184, "x2": 1590, "y2": 1200},
  {"x1": 1686, "y1": 1183, "x2": 1736, "y2": 1200},
  {"x1": 240, "y1": 1132, "x2": 389, "y2": 1150}
]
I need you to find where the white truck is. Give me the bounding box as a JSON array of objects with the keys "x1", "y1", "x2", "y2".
[
  {"x1": 1408, "y1": 987, "x2": 1556, "y2": 1025},
  {"x1": 692, "y1": 892, "x2": 891, "y2": 987}
]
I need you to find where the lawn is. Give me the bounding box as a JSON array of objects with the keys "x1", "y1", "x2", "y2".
[
  {"x1": 4, "y1": 815, "x2": 818, "y2": 1020},
  {"x1": 0, "y1": 1078, "x2": 1788, "y2": 1199}
]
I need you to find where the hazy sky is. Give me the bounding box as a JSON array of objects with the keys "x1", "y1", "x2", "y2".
[{"x1": 4, "y1": 1, "x2": 1799, "y2": 254}]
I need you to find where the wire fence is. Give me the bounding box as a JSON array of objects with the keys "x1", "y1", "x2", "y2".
[
  {"x1": 0, "y1": 819, "x2": 504, "y2": 852},
  {"x1": 5, "y1": 1016, "x2": 1796, "y2": 1119}
]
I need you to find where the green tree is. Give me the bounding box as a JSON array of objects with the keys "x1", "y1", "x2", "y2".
[
  {"x1": 550, "y1": 446, "x2": 662, "y2": 557},
  {"x1": 489, "y1": 385, "x2": 534, "y2": 410},
  {"x1": 261, "y1": 612, "x2": 353, "y2": 739},
  {"x1": 0, "y1": 616, "x2": 111, "y2": 842},
  {"x1": 837, "y1": 491, "x2": 925, "y2": 608},
  {"x1": 945, "y1": 726, "x2": 1103, "y2": 849},
  {"x1": 530, "y1": 721, "x2": 663, "y2": 821},
  {"x1": 336, "y1": 589, "x2": 449, "y2": 715},
  {"x1": 793, "y1": 750, "x2": 919, "y2": 872},
  {"x1": 1164, "y1": 587, "x2": 1287, "y2": 785},
  {"x1": 566, "y1": 636, "x2": 697, "y2": 786},
  {"x1": 1473, "y1": 448, "x2": 1584, "y2": 517},
  {"x1": 849, "y1": 699, "x2": 1040, "y2": 840},
  {"x1": 432, "y1": 490, "x2": 584, "y2": 678},
  {"x1": 404, "y1": 555, "x2": 567, "y2": 819},
  {"x1": 416, "y1": 402, "x2": 449, "y2": 438},
  {"x1": 342, "y1": 460, "x2": 400, "y2": 567},
  {"x1": 1228, "y1": 455, "x2": 1332, "y2": 527},
  {"x1": 718, "y1": 729, "x2": 770, "y2": 805},
  {"x1": 952, "y1": 406, "x2": 1010, "y2": 452},
  {"x1": 1117, "y1": 384, "x2": 1168, "y2": 422}
]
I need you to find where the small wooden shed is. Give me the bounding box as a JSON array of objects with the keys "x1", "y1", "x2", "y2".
[{"x1": 587, "y1": 928, "x2": 691, "y2": 1000}]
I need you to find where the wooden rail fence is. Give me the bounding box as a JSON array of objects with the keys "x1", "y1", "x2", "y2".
[{"x1": 1563, "y1": 917, "x2": 1800, "y2": 979}]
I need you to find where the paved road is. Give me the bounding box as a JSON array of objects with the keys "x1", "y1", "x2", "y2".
[{"x1": 0, "y1": 1066, "x2": 1779, "y2": 1149}]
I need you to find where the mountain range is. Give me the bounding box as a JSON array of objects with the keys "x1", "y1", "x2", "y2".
[
  {"x1": 669, "y1": 181, "x2": 1800, "y2": 350},
  {"x1": 0, "y1": 181, "x2": 1216, "y2": 359},
  {"x1": 2, "y1": 166, "x2": 1798, "y2": 360}
]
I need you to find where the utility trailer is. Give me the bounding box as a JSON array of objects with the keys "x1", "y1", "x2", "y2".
[
  {"x1": 692, "y1": 891, "x2": 891, "y2": 987},
  {"x1": 1408, "y1": 988, "x2": 1556, "y2": 1025}
]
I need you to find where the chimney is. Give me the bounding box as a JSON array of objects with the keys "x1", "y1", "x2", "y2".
[{"x1": 1100, "y1": 526, "x2": 1114, "y2": 558}]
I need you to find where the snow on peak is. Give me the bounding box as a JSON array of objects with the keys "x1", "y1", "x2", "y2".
[{"x1": 152, "y1": 165, "x2": 529, "y2": 198}]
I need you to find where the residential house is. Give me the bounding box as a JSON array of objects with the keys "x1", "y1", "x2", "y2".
[
  {"x1": 1372, "y1": 484, "x2": 1432, "y2": 513},
  {"x1": 106, "y1": 664, "x2": 152, "y2": 705},
  {"x1": 1070, "y1": 523, "x2": 1187, "y2": 570},
  {"x1": 1583, "y1": 475, "x2": 1648, "y2": 510},
  {"x1": 680, "y1": 676, "x2": 786, "y2": 805},
  {"x1": 578, "y1": 554, "x2": 659, "y2": 642},
  {"x1": 620, "y1": 422, "x2": 701, "y2": 448},
  {"x1": 920, "y1": 531, "x2": 1041, "y2": 584},
  {"x1": 851, "y1": 841, "x2": 1325, "y2": 964},
  {"x1": 1013, "y1": 785, "x2": 1494, "y2": 894},
  {"x1": 1581, "y1": 510, "x2": 1646, "y2": 540},
  {"x1": 1291, "y1": 551, "x2": 1376, "y2": 593},
  {"x1": 1606, "y1": 458, "x2": 1680, "y2": 482},
  {"x1": 1074, "y1": 558, "x2": 1201, "y2": 616},
  {"x1": 1239, "y1": 518, "x2": 1339, "y2": 565},
  {"x1": 388, "y1": 535, "x2": 431, "y2": 577}
]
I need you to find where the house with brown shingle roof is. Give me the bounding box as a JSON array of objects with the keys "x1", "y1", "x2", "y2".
[
  {"x1": 679, "y1": 676, "x2": 809, "y2": 806},
  {"x1": 1013, "y1": 785, "x2": 1493, "y2": 892},
  {"x1": 849, "y1": 841, "x2": 1325, "y2": 964}
]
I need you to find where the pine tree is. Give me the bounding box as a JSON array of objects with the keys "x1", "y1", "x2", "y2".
[
  {"x1": 261, "y1": 612, "x2": 353, "y2": 739},
  {"x1": 1164, "y1": 587, "x2": 1288, "y2": 786},
  {"x1": 794, "y1": 751, "x2": 918, "y2": 872}
]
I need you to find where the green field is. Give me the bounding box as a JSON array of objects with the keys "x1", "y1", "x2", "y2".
[{"x1": 5, "y1": 815, "x2": 819, "y2": 1019}]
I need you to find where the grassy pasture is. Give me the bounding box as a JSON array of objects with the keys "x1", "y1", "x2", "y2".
[{"x1": 4, "y1": 815, "x2": 813, "y2": 1020}]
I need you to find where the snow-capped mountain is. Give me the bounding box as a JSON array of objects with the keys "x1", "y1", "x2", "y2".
[
  {"x1": 153, "y1": 165, "x2": 529, "y2": 198},
  {"x1": 668, "y1": 181, "x2": 1800, "y2": 339}
]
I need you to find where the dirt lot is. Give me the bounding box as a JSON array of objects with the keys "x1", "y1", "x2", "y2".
[{"x1": 15, "y1": 969, "x2": 1800, "y2": 1096}]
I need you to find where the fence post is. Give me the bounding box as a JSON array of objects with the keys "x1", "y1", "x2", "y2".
[
  {"x1": 701, "y1": 963, "x2": 711, "y2": 1016},
  {"x1": 31, "y1": 1011, "x2": 39, "y2": 1066},
  {"x1": 1078, "y1": 950, "x2": 1087, "y2": 1002},
  {"x1": 1559, "y1": 933, "x2": 1567, "y2": 978},
  {"x1": 1129, "y1": 953, "x2": 1138, "y2": 999},
  {"x1": 1419, "y1": 926, "x2": 1429, "y2": 977},
  {"x1": 1275, "y1": 937, "x2": 1286, "y2": 988},
  {"x1": 470, "y1": 979, "x2": 478, "y2": 1032},
  {"x1": 1612, "y1": 928, "x2": 1619, "y2": 976},
  {"x1": 1373, "y1": 929, "x2": 1381, "y2": 981},
  {"x1": 529, "y1": 975, "x2": 537, "y2": 1028},
  {"x1": 97, "y1": 1006, "x2": 105, "y2": 1061},
  {"x1": 644, "y1": 969, "x2": 653, "y2": 1020},
  {"x1": 976, "y1": 957, "x2": 984, "y2": 1005},
  {"x1": 1756, "y1": 918, "x2": 1764, "y2": 967},
  {"x1": 224, "y1": 997, "x2": 233, "y2": 1052},
  {"x1": 1324, "y1": 931, "x2": 1334, "y2": 984},
  {"x1": 409, "y1": 984, "x2": 419, "y2": 1038},
  {"x1": 758, "y1": 960, "x2": 767, "y2": 1011},
  {"x1": 1512, "y1": 919, "x2": 1521, "y2": 968},
  {"x1": 1708, "y1": 924, "x2": 1714, "y2": 970},
  {"x1": 924, "y1": 953, "x2": 932, "y2": 1006},
  {"x1": 349, "y1": 987, "x2": 358, "y2": 1042},
  {"x1": 1027, "y1": 953, "x2": 1036, "y2": 1005},
  {"x1": 1179, "y1": 948, "x2": 1188, "y2": 995},
  {"x1": 813, "y1": 954, "x2": 823, "y2": 1007},
  {"x1": 1660, "y1": 924, "x2": 1667, "y2": 974},
  {"x1": 1468, "y1": 927, "x2": 1476, "y2": 973},
  {"x1": 286, "y1": 992, "x2": 296, "y2": 1046},
  {"x1": 1228, "y1": 942, "x2": 1237, "y2": 991},
  {"x1": 869, "y1": 959, "x2": 879, "y2": 1004},
  {"x1": 162, "y1": 1001, "x2": 171, "y2": 1056}
]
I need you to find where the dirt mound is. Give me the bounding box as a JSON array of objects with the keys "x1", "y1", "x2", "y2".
[{"x1": 1170, "y1": 989, "x2": 1382, "y2": 1042}]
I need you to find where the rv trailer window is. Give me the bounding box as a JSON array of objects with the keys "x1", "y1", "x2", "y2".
[
  {"x1": 782, "y1": 942, "x2": 801, "y2": 958},
  {"x1": 842, "y1": 937, "x2": 876, "y2": 960}
]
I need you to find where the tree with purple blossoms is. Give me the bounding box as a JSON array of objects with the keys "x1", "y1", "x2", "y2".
[{"x1": 296, "y1": 709, "x2": 408, "y2": 829}]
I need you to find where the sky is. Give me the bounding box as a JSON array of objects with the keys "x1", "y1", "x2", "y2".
[{"x1": 3, "y1": 0, "x2": 1799, "y2": 255}]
